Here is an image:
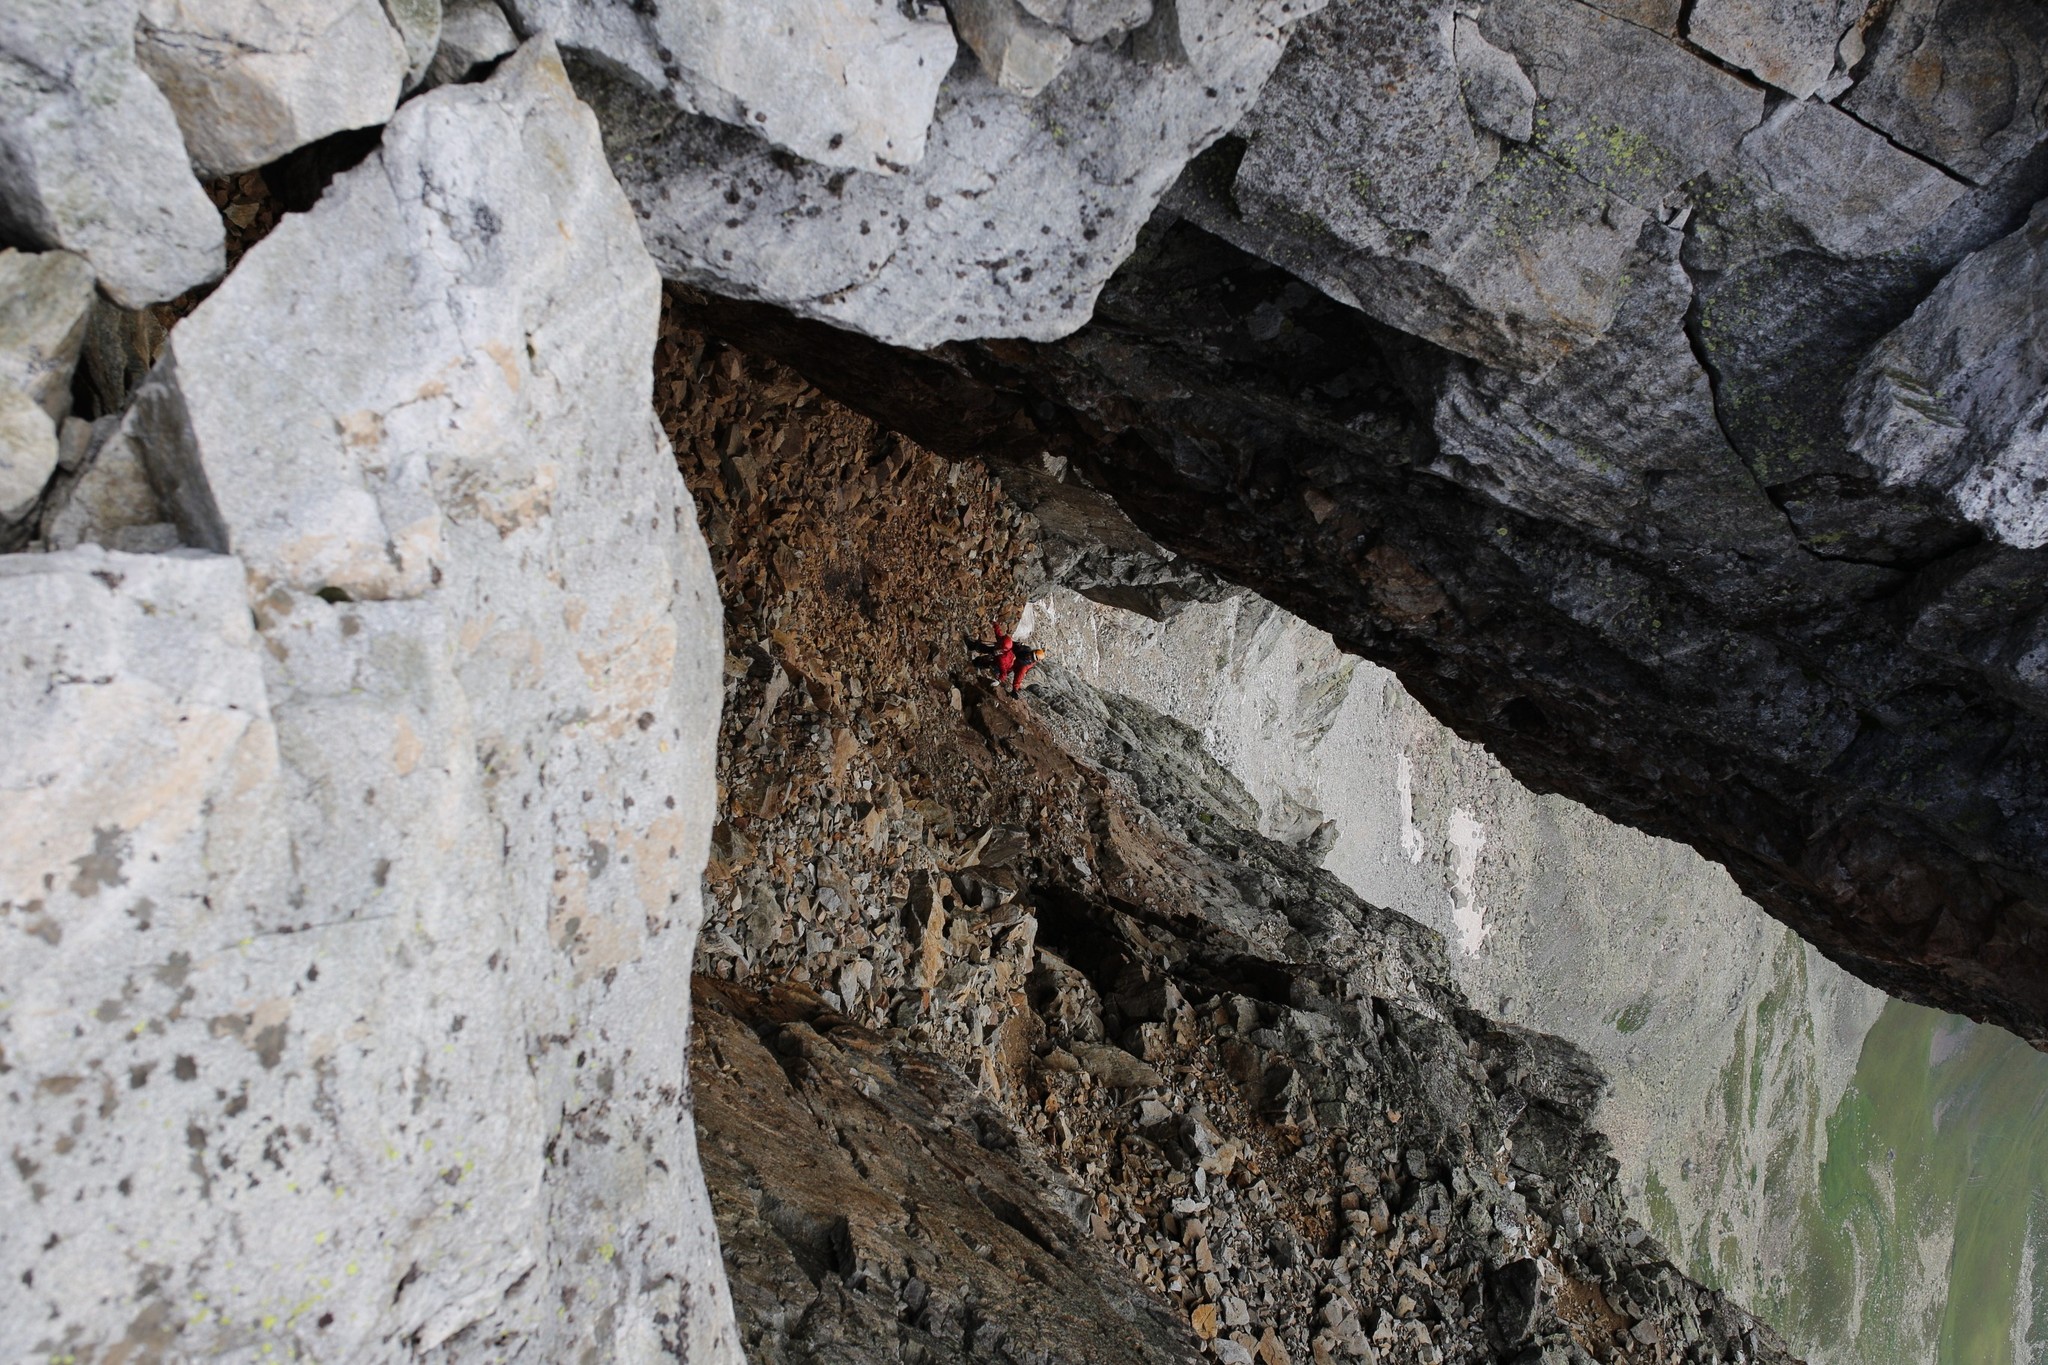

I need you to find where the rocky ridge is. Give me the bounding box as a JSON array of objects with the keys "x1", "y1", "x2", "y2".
[
  {"x1": 662, "y1": 314, "x2": 1801, "y2": 1365},
  {"x1": 0, "y1": 0, "x2": 2038, "y2": 1358}
]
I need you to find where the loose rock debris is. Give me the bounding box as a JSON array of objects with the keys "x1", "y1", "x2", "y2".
[{"x1": 661, "y1": 292, "x2": 1801, "y2": 1365}]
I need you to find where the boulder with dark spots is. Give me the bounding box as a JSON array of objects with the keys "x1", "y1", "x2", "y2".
[
  {"x1": 579, "y1": 0, "x2": 1322, "y2": 348},
  {"x1": 2, "y1": 40, "x2": 737, "y2": 1359},
  {"x1": 505, "y1": 0, "x2": 960, "y2": 173}
]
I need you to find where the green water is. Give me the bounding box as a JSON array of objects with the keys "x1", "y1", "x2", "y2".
[{"x1": 1743, "y1": 1001, "x2": 2048, "y2": 1364}]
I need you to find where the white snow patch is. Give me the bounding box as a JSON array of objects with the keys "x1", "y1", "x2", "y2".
[
  {"x1": 1398, "y1": 754, "x2": 1426, "y2": 865},
  {"x1": 1448, "y1": 806, "x2": 1488, "y2": 954}
]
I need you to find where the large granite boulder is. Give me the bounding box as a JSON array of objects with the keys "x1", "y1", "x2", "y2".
[
  {"x1": 1686, "y1": 0, "x2": 1864, "y2": 99},
  {"x1": 2, "y1": 40, "x2": 739, "y2": 1360},
  {"x1": 0, "y1": 0, "x2": 224, "y2": 307},
  {"x1": 1846, "y1": 201, "x2": 2048, "y2": 551},
  {"x1": 1178, "y1": 0, "x2": 1763, "y2": 373},
  {"x1": 1840, "y1": 0, "x2": 2048, "y2": 186}
]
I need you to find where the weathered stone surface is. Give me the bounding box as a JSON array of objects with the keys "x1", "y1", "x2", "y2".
[
  {"x1": 426, "y1": 0, "x2": 517, "y2": 88},
  {"x1": 1687, "y1": 0, "x2": 1862, "y2": 99},
  {"x1": 40, "y1": 424, "x2": 181, "y2": 553},
  {"x1": 1480, "y1": 0, "x2": 1763, "y2": 209},
  {"x1": 1019, "y1": 0, "x2": 1155, "y2": 43},
  {"x1": 1172, "y1": 0, "x2": 1760, "y2": 373},
  {"x1": 5, "y1": 40, "x2": 740, "y2": 1359},
  {"x1": 1731, "y1": 98, "x2": 1968, "y2": 259},
  {"x1": 0, "y1": 383, "x2": 57, "y2": 522},
  {"x1": 1845, "y1": 200, "x2": 2048, "y2": 549},
  {"x1": 1840, "y1": 0, "x2": 2048, "y2": 185},
  {"x1": 383, "y1": 0, "x2": 445, "y2": 86},
  {"x1": 1455, "y1": 15, "x2": 1536, "y2": 143},
  {"x1": 1236, "y1": 0, "x2": 1495, "y2": 247},
  {"x1": 951, "y1": 0, "x2": 1077, "y2": 98},
  {"x1": 0, "y1": 247, "x2": 94, "y2": 528},
  {"x1": 0, "y1": 248, "x2": 96, "y2": 422},
  {"x1": 591, "y1": 0, "x2": 1318, "y2": 348},
  {"x1": 0, "y1": 0, "x2": 224, "y2": 307},
  {"x1": 1430, "y1": 220, "x2": 1806, "y2": 606},
  {"x1": 507, "y1": 0, "x2": 958, "y2": 173},
  {"x1": 135, "y1": 0, "x2": 410, "y2": 177},
  {"x1": 1578, "y1": 0, "x2": 1680, "y2": 33}
]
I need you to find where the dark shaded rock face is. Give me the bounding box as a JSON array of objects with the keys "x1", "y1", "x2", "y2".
[{"x1": 674, "y1": 173, "x2": 2048, "y2": 1048}]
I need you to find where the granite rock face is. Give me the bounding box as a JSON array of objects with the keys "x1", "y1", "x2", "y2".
[
  {"x1": 2, "y1": 40, "x2": 739, "y2": 1361},
  {"x1": 0, "y1": 0, "x2": 225, "y2": 307},
  {"x1": 0, "y1": 248, "x2": 95, "y2": 530},
  {"x1": 1686, "y1": 0, "x2": 1863, "y2": 99},
  {"x1": 1840, "y1": 0, "x2": 2048, "y2": 186},
  {"x1": 1167, "y1": 0, "x2": 1763, "y2": 372},
  {"x1": 135, "y1": 0, "x2": 412, "y2": 177},
  {"x1": 426, "y1": 0, "x2": 517, "y2": 89}
]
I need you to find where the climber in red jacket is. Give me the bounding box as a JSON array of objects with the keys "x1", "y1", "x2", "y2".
[
  {"x1": 968, "y1": 624, "x2": 1018, "y2": 679},
  {"x1": 1004, "y1": 646, "x2": 1044, "y2": 696}
]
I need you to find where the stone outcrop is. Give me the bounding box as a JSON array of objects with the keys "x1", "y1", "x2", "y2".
[
  {"x1": 426, "y1": 0, "x2": 518, "y2": 90},
  {"x1": 0, "y1": 0, "x2": 224, "y2": 307},
  {"x1": 0, "y1": 248, "x2": 95, "y2": 528},
  {"x1": 1, "y1": 41, "x2": 737, "y2": 1360},
  {"x1": 1839, "y1": 0, "x2": 2048, "y2": 186},
  {"x1": 1846, "y1": 200, "x2": 2048, "y2": 551}
]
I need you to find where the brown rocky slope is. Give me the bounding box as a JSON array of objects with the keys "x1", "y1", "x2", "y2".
[{"x1": 659, "y1": 300, "x2": 1801, "y2": 1365}]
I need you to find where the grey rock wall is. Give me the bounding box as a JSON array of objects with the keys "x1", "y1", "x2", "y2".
[
  {"x1": 505, "y1": 0, "x2": 959, "y2": 173},
  {"x1": 1, "y1": 40, "x2": 738, "y2": 1362}
]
